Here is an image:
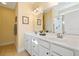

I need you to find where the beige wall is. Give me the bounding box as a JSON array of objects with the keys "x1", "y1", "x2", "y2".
[
  {"x1": 0, "y1": 6, "x2": 15, "y2": 45},
  {"x1": 17, "y1": 2, "x2": 43, "y2": 52},
  {"x1": 17, "y1": 2, "x2": 35, "y2": 52},
  {"x1": 44, "y1": 8, "x2": 54, "y2": 32}
]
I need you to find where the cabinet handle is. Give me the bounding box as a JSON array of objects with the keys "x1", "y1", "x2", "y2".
[
  {"x1": 33, "y1": 39, "x2": 35, "y2": 41},
  {"x1": 33, "y1": 46, "x2": 35, "y2": 47},
  {"x1": 46, "y1": 52, "x2": 49, "y2": 55}
]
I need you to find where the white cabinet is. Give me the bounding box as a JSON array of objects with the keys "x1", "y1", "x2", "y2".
[
  {"x1": 74, "y1": 50, "x2": 79, "y2": 56},
  {"x1": 32, "y1": 38, "x2": 50, "y2": 56},
  {"x1": 24, "y1": 34, "x2": 33, "y2": 55},
  {"x1": 32, "y1": 52, "x2": 38, "y2": 56},
  {"x1": 50, "y1": 43, "x2": 73, "y2": 56},
  {"x1": 24, "y1": 39, "x2": 28, "y2": 51},
  {"x1": 28, "y1": 38, "x2": 32, "y2": 55},
  {"x1": 50, "y1": 51, "x2": 60, "y2": 56},
  {"x1": 24, "y1": 34, "x2": 28, "y2": 51},
  {"x1": 24, "y1": 34, "x2": 79, "y2": 56},
  {"x1": 39, "y1": 45, "x2": 49, "y2": 56},
  {"x1": 38, "y1": 39, "x2": 50, "y2": 49},
  {"x1": 38, "y1": 39, "x2": 50, "y2": 56},
  {"x1": 32, "y1": 37, "x2": 39, "y2": 55}
]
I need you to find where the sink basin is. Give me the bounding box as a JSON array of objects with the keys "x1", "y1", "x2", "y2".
[{"x1": 39, "y1": 33, "x2": 46, "y2": 36}]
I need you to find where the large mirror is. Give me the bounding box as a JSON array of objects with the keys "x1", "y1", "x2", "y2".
[
  {"x1": 63, "y1": 10, "x2": 79, "y2": 35},
  {"x1": 43, "y1": 3, "x2": 79, "y2": 35},
  {"x1": 43, "y1": 8, "x2": 54, "y2": 32}
]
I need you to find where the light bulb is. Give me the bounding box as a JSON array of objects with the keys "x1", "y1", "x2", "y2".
[{"x1": 1, "y1": 2, "x2": 7, "y2": 5}]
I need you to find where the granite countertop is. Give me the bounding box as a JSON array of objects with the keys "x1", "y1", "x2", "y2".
[{"x1": 25, "y1": 32, "x2": 79, "y2": 51}]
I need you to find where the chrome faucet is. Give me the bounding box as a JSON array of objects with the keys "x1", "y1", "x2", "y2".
[{"x1": 57, "y1": 33, "x2": 63, "y2": 38}]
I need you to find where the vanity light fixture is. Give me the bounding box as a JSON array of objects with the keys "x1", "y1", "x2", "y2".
[
  {"x1": 32, "y1": 7, "x2": 43, "y2": 15},
  {"x1": 1, "y1": 2, "x2": 7, "y2": 5}
]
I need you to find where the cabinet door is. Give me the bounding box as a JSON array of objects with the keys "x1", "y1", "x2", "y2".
[
  {"x1": 39, "y1": 45, "x2": 49, "y2": 56},
  {"x1": 74, "y1": 50, "x2": 79, "y2": 56},
  {"x1": 50, "y1": 53, "x2": 60, "y2": 56},
  {"x1": 50, "y1": 51, "x2": 61, "y2": 56},
  {"x1": 32, "y1": 52, "x2": 38, "y2": 56},
  {"x1": 24, "y1": 39, "x2": 28, "y2": 51},
  {"x1": 32, "y1": 38, "x2": 39, "y2": 54},
  {"x1": 24, "y1": 34, "x2": 28, "y2": 51},
  {"x1": 24, "y1": 35, "x2": 32, "y2": 55},
  {"x1": 28, "y1": 37, "x2": 32, "y2": 55},
  {"x1": 38, "y1": 39, "x2": 50, "y2": 49},
  {"x1": 50, "y1": 43, "x2": 73, "y2": 56}
]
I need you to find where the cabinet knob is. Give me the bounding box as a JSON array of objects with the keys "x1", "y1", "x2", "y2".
[
  {"x1": 46, "y1": 52, "x2": 49, "y2": 55},
  {"x1": 33, "y1": 46, "x2": 35, "y2": 47},
  {"x1": 33, "y1": 39, "x2": 35, "y2": 41}
]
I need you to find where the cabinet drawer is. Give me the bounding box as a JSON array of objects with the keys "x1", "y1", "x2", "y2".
[
  {"x1": 24, "y1": 40, "x2": 28, "y2": 51},
  {"x1": 32, "y1": 42, "x2": 39, "y2": 54},
  {"x1": 50, "y1": 52, "x2": 60, "y2": 56},
  {"x1": 32, "y1": 52, "x2": 38, "y2": 56},
  {"x1": 32, "y1": 38, "x2": 39, "y2": 54},
  {"x1": 74, "y1": 50, "x2": 79, "y2": 56},
  {"x1": 50, "y1": 43, "x2": 73, "y2": 56},
  {"x1": 39, "y1": 45, "x2": 49, "y2": 56},
  {"x1": 39, "y1": 39, "x2": 50, "y2": 49}
]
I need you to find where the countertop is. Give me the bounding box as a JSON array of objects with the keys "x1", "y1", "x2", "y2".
[{"x1": 25, "y1": 32, "x2": 79, "y2": 51}]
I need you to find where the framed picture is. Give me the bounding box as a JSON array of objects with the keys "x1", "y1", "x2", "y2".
[
  {"x1": 22, "y1": 16, "x2": 29, "y2": 24},
  {"x1": 37, "y1": 19, "x2": 41, "y2": 25}
]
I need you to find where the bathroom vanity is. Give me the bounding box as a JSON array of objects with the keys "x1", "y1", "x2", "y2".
[{"x1": 24, "y1": 33, "x2": 79, "y2": 56}]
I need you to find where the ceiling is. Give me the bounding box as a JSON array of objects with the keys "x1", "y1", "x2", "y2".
[
  {"x1": 31, "y1": 2, "x2": 58, "y2": 10},
  {"x1": 54, "y1": 2, "x2": 79, "y2": 11},
  {"x1": 0, "y1": 2, "x2": 16, "y2": 10},
  {"x1": 0, "y1": 2, "x2": 58, "y2": 11}
]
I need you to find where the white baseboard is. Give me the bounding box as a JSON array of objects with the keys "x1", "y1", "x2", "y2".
[
  {"x1": 0, "y1": 40, "x2": 15, "y2": 46},
  {"x1": 0, "y1": 40, "x2": 25, "y2": 53}
]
